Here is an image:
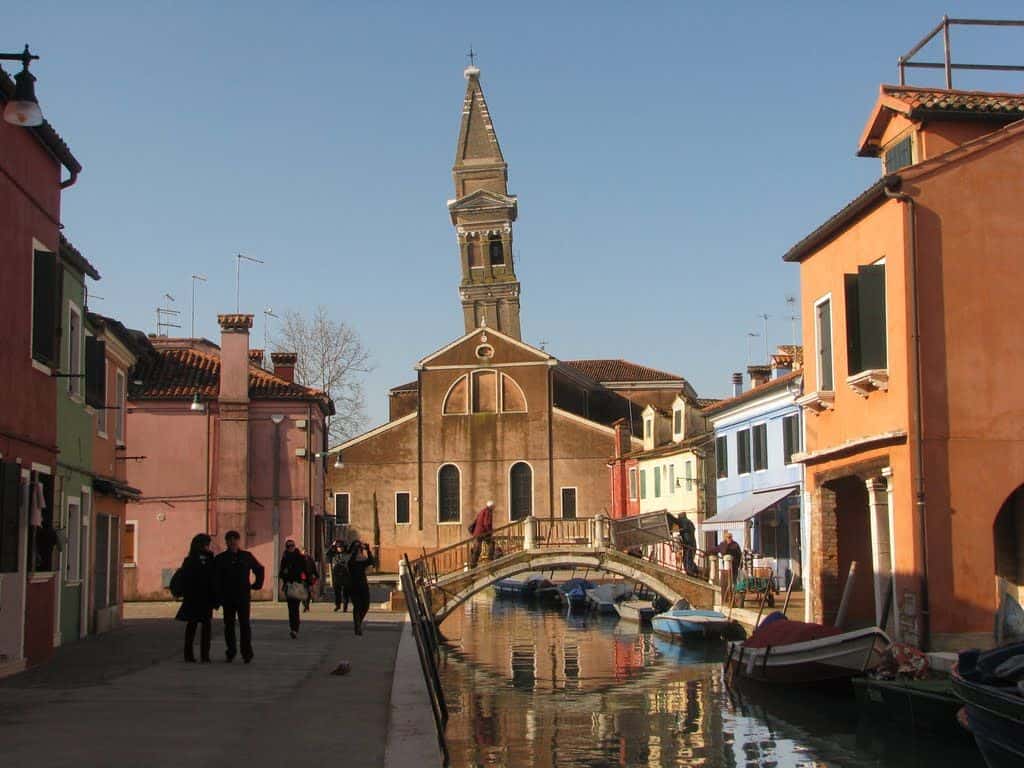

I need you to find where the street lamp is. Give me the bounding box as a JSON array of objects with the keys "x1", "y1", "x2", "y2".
[{"x1": 2, "y1": 45, "x2": 42, "y2": 127}]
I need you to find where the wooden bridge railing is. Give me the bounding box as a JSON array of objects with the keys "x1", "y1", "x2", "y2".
[{"x1": 412, "y1": 518, "x2": 528, "y2": 584}]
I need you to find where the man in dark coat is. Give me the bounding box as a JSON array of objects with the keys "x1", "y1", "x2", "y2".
[
  {"x1": 676, "y1": 513, "x2": 698, "y2": 576},
  {"x1": 717, "y1": 531, "x2": 743, "y2": 581},
  {"x1": 175, "y1": 533, "x2": 217, "y2": 662},
  {"x1": 214, "y1": 530, "x2": 265, "y2": 663}
]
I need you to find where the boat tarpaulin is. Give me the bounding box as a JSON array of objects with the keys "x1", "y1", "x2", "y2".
[
  {"x1": 703, "y1": 486, "x2": 797, "y2": 527},
  {"x1": 610, "y1": 510, "x2": 673, "y2": 548}
]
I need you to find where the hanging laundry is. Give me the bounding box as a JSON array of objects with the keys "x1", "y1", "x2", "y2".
[{"x1": 30, "y1": 480, "x2": 45, "y2": 527}]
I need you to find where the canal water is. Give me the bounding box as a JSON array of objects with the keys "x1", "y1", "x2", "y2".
[{"x1": 437, "y1": 594, "x2": 985, "y2": 768}]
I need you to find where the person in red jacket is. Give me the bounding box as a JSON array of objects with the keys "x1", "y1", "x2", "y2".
[{"x1": 468, "y1": 500, "x2": 495, "y2": 568}]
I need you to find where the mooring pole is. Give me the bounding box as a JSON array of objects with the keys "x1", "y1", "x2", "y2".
[{"x1": 834, "y1": 561, "x2": 858, "y2": 629}]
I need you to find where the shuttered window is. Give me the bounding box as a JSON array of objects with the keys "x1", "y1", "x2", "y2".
[
  {"x1": 334, "y1": 493, "x2": 350, "y2": 524},
  {"x1": 396, "y1": 492, "x2": 411, "y2": 525},
  {"x1": 653, "y1": 466, "x2": 662, "y2": 498},
  {"x1": 32, "y1": 249, "x2": 59, "y2": 366},
  {"x1": 628, "y1": 468, "x2": 638, "y2": 500},
  {"x1": 560, "y1": 488, "x2": 577, "y2": 519},
  {"x1": 845, "y1": 264, "x2": 887, "y2": 375},
  {"x1": 67, "y1": 305, "x2": 82, "y2": 397},
  {"x1": 783, "y1": 414, "x2": 801, "y2": 465},
  {"x1": 438, "y1": 465, "x2": 460, "y2": 523},
  {"x1": 737, "y1": 429, "x2": 752, "y2": 475},
  {"x1": 716, "y1": 436, "x2": 728, "y2": 479},
  {"x1": 85, "y1": 337, "x2": 107, "y2": 409},
  {"x1": 639, "y1": 470, "x2": 647, "y2": 499},
  {"x1": 884, "y1": 136, "x2": 913, "y2": 173},
  {"x1": 0, "y1": 462, "x2": 20, "y2": 573},
  {"x1": 752, "y1": 424, "x2": 768, "y2": 471},
  {"x1": 114, "y1": 371, "x2": 126, "y2": 444},
  {"x1": 673, "y1": 409, "x2": 682, "y2": 434},
  {"x1": 122, "y1": 522, "x2": 137, "y2": 564},
  {"x1": 815, "y1": 298, "x2": 834, "y2": 390}
]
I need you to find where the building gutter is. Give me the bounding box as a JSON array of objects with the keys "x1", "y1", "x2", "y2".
[
  {"x1": 783, "y1": 178, "x2": 893, "y2": 263},
  {"x1": 884, "y1": 181, "x2": 930, "y2": 651}
]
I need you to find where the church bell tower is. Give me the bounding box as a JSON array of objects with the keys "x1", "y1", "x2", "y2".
[{"x1": 448, "y1": 63, "x2": 522, "y2": 339}]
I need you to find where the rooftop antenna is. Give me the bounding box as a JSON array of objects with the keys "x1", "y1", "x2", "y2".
[
  {"x1": 538, "y1": 339, "x2": 548, "y2": 351},
  {"x1": 757, "y1": 313, "x2": 770, "y2": 362},
  {"x1": 746, "y1": 331, "x2": 761, "y2": 366},
  {"x1": 190, "y1": 273, "x2": 207, "y2": 338},
  {"x1": 263, "y1": 306, "x2": 278, "y2": 351},
  {"x1": 156, "y1": 293, "x2": 181, "y2": 337},
  {"x1": 785, "y1": 295, "x2": 799, "y2": 348},
  {"x1": 235, "y1": 253, "x2": 264, "y2": 312}
]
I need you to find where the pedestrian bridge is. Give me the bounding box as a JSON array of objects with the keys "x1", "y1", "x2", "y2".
[{"x1": 404, "y1": 516, "x2": 719, "y2": 623}]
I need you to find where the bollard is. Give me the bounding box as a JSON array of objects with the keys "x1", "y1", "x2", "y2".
[
  {"x1": 397, "y1": 558, "x2": 407, "y2": 591},
  {"x1": 593, "y1": 513, "x2": 607, "y2": 548},
  {"x1": 708, "y1": 554, "x2": 718, "y2": 585},
  {"x1": 524, "y1": 515, "x2": 536, "y2": 550}
]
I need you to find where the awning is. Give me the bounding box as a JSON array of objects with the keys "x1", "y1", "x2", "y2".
[
  {"x1": 92, "y1": 476, "x2": 142, "y2": 500},
  {"x1": 703, "y1": 486, "x2": 798, "y2": 527}
]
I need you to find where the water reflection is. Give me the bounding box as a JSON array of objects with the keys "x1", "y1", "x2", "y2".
[{"x1": 438, "y1": 594, "x2": 986, "y2": 768}]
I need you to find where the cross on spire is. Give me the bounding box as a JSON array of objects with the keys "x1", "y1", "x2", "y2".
[{"x1": 466, "y1": 46, "x2": 477, "y2": 68}]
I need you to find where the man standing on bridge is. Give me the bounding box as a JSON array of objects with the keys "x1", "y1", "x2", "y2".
[{"x1": 468, "y1": 500, "x2": 495, "y2": 568}]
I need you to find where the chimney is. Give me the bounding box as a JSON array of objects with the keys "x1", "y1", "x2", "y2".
[
  {"x1": 271, "y1": 352, "x2": 297, "y2": 383},
  {"x1": 731, "y1": 372, "x2": 743, "y2": 397},
  {"x1": 217, "y1": 314, "x2": 253, "y2": 403},
  {"x1": 748, "y1": 364, "x2": 771, "y2": 389},
  {"x1": 248, "y1": 348, "x2": 264, "y2": 368},
  {"x1": 612, "y1": 418, "x2": 631, "y2": 459}
]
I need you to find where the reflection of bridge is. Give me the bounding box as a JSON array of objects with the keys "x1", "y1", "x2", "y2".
[{"x1": 405, "y1": 516, "x2": 719, "y2": 623}]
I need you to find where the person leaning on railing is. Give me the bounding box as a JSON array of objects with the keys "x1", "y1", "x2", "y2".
[{"x1": 467, "y1": 501, "x2": 495, "y2": 568}]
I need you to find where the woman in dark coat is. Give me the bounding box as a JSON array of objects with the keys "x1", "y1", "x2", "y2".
[
  {"x1": 176, "y1": 533, "x2": 217, "y2": 662},
  {"x1": 279, "y1": 538, "x2": 309, "y2": 638},
  {"x1": 347, "y1": 539, "x2": 376, "y2": 636}
]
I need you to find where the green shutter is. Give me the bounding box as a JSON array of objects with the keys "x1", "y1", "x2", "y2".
[
  {"x1": 857, "y1": 265, "x2": 887, "y2": 370},
  {"x1": 85, "y1": 337, "x2": 107, "y2": 409},
  {"x1": 845, "y1": 273, "x2": 861, "y2": 375},
  {"x1": 32, "y1": 250, "x2": 58, "y2": 365}
]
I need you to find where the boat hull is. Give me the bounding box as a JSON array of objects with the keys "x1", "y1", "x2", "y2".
[
  {"x1": 652, "y1": 610, "x2": 733, "y2": 642},
  {"x1": 852, "y1": 677, "x2": 965, "y2": 733},
  {"x1": 726, "y1": 626, "x2": 890, "y2": 685},
  {"x1": 952, "y1": 647, "x2": 1024, "y2": 768},
  {"x1": 616, "y1": 600, "x2": 655, "y2": 623}
]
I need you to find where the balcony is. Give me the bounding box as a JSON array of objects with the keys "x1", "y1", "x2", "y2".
[
  {"x1": 846, "y1": 369, "x2": 889, "y2": 397},
  {"x1": 796, "y1": 390, "x2": 835, "y2": 413}
]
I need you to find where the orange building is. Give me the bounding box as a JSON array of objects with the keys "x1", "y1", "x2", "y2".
[{"x1": 785, "y1": 85, "x2": 1024, "y2": 650}]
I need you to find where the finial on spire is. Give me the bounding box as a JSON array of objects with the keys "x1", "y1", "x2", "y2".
[{"x1": 464, "y1": 45, "x2": 480, "y2": 78}]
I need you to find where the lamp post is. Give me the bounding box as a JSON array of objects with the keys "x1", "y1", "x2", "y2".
[{"x1": 2, "y1": 45, "x2": 42, "y2": 127}]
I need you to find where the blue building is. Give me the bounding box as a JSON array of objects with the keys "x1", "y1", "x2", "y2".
[{"x1": 703, "y1": 350, "x2": 805, "y2": 591}]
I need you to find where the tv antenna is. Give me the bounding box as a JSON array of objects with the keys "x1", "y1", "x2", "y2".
[
  {"x1": 156, "y1": 293, "x2": 181, "y2": 337},
  {"x1": 190, "y1": 274, "x2": 207, "y2": 337},
  {"x1": 235, "y1": 253, "x2": 264, "y2": 312},
  {"x1": 263, "y1": 306, "x2": 279, "y2": 351},
  {"x1": 785, "y1": 295, "x2": 800, "y2": 347}
]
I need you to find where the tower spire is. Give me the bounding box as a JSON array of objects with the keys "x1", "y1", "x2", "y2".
[{"x1": 448, "y1": 65, "x2": 522, "y2": 340}]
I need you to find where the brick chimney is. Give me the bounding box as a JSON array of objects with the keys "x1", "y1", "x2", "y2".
[
  {"x1": 612, "y1": 418, "x2": 632, "y2": 458},
  {"x1": 218, "y1": 314, "x2": 253, "y2": 403},
  {"x1": 248, "y1": 348, "x2": 264, "y2": 368},
  {"x1": 271, "y1": 352, "x2": 297, "y2": 383},
  {"x1": 215, "y1": 314, "x2": 253, "y2": 540},
  {"x1": 731, "y1": 372, "x2": 743, "y2": 397},
  {"x1": 748, "y1": 364, "x2": 771, "y2": 389}
]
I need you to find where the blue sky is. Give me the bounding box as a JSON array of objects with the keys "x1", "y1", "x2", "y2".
[{"x1": 8, "y1": 2, "x2": 1024, "y2": 428}]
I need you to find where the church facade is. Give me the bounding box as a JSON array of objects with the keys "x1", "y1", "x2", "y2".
[{"x1": 326, "y1": 67, "x2": 699, "y2": 571}]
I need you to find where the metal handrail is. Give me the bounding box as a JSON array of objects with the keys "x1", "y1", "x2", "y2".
[
  {"x1": 410, "y1": 518, "x2": 527, "y2": 580},
  {"x1": 898, "y1": 16, "x2": 1024, "y2": 88}
]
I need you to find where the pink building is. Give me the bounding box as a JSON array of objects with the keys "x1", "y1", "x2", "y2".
[{"x1": 124, "y1": 314, "x2": 333, "y2": 600}]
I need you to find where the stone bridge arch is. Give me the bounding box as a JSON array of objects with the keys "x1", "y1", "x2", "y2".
[{"x1": 425, "y1": 546, "x2": 718, "y2": 623}]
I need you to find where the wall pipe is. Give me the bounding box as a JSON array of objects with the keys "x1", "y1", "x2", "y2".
[{"x1": 885, "y1": 182, "x2": 930, "y2": 650}]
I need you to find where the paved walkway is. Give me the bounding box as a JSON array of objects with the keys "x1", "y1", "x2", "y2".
[{"x1": 0, "y1": 604, "x2": 422, "y2": 768}]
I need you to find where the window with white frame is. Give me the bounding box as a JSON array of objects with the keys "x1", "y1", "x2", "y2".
[
  {"x1": 815, "y1": 296, "x2": 834, "y2": 391},
  {"x1": 560, "y1": 487, "x2": 577, "y2": 519},
  {"x1": 654, "y1": 466, "x2": 662, "y2": 498},
  {"x1": 716, "y1": 435, "x2": 728, "y2": 478},
  {"x1": 97, "y1": 358, "x2": 108, "y2": 436},
  {"x1": 114, "y1": 370, "x2": 126, "y2": 444},
  {"x1": 68, "y1": 303, "x2": 82, "y2": 398},
  {"x1": 65, "y1": 498, "x2": 82, "y2": 582},
  {"x1": 668, "y1": 464, "x2": 675, "y2": 495},
  {"x1": 628, "y1": 468, "x2": 638, "y2": 500},
  {"x1": 122, "y1": 521, "x2": 138, "y2": 565},
  {"x1": 685, "y1": 460, "x2": 694, "y2": 491},
  {"x1": 752, "y1": 423, "x2": 768, "y2": 471},
  {"x1": 334, "y1": 493, "x2": 350, "y2": 524},
  {"x1": 737, "y1": 429, "x2": 752, "y2": 475},
  {"x1": 673, "y1": 409, "x2": 682, "y2": 435},
  {"x1": 639, "y1": 469, "x2": 647, "y2": 500},
  {"x1": 783, "y1": 414, "x2": 801, "y2": 465}
]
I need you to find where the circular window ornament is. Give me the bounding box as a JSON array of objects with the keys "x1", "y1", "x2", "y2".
[{"x1": 475, "y1": 344, "x2": 495, "y2": 361}]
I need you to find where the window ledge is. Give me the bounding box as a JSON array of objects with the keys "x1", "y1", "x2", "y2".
[
  {"x1": 797, "y1": 390, "x2": 835, "y2": 413},
  {"x1": 31, "y1": 359, "x2": 54, "y2": 376},
  {"x1": 97, "y1": 431, "x2": 108, "y2": 440},
  {"x1": 122, "y1": 562, "x2": 137, "y2": 568},
  {"x1": 846, "y1": 369, "x2": 889, "y2": 396}
]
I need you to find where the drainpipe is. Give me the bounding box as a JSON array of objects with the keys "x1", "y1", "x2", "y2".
[
  {"x1": 885, "y1": 180, "x2": 930, "y2": 650},
  {"x1": 270, "y1": 414, "x2": 284, "y2": 602},
  {"x1": 60, "y1": 168, "x2": 79, "y2": 190}
]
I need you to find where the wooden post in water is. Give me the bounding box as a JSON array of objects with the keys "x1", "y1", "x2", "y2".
[
  {"x1": 782, "y1": 572, "x2": 797, "y2": 617},
  {"x1": 834, "y1": 561, "x2": 858, "y2": 629}
]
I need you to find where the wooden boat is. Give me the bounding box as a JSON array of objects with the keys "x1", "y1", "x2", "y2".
[
  {"x1": 615, "y1": 599, "x2": 655, "y2": 623},
  {"x1": 652, "y1": 608, "x2": 734, "y2": 641},
  {"x1": 726, "y1": 621, "x2": 890, "y2": 684},
  {"x1": 494, "y1": 572, "x2": 557, "y2": 599},
  {"x1": 952, "y1": 641, "x2": 1024, "y2": 768},
  {"x1": 852, "y1": 676, "x2": 965, "y2": 733},
  {"x1": 585, "y1": 583, "x2": 632, "y2": 614}
]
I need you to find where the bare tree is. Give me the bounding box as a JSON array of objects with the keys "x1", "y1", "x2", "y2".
[{"x1": 273, "y1": 306, "x2": 371, "y2": 444}]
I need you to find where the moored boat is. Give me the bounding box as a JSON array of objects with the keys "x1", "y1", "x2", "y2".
[
  {"x1": 585, "y1": 583, "x2": 633, "y2": 614},
  {"x1": 652, "y1": 608, "x2": 734, "y2": 641},
  {"x1": 616, "y1": 599, "x2": 656, "y2": 623},
  {"x1": 852, "y1": 676, "x2": 965, "y2": 733},
  {"x1": 557, "y1": 578, "x2": 594, "y2": 610},
  {"x1": 952, "y1": 641, "x2": 1024, "y2": 768},
  {"x1": 494, "y1": 572, "x2": 558, "y2": 599},
  {"x1": 726, "y1": 618, "x2": 890, "y2": 685}
]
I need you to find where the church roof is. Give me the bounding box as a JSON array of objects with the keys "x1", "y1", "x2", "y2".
[
  {"x1": 562, "y1": 359, "x2": 686, "y2": 384},
  {"x1": 454, "y1": 68, "x2": 505, "y2": 167},
  {"x1": 390, "y1": 380, "x2": 418, "y2": 394}
]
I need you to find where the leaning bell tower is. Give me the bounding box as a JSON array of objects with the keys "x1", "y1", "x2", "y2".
[{"x1": 448, "y1": 63, "x2": 522, "y2": 340}]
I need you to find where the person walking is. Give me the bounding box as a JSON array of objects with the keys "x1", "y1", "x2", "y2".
[
  {"x1": 676, "y1": 513, "x2": 698, "y2": 576},
  {"x1": 327, "y1": 538, "x2": 351, "y2": 612},
  {"x1": 279, "y1": 538, "x2": 309, "y2": 638},
  {"x1": 347, "y1": 539, "x2": 376, "y2": 636},
  {"x1": 174, "y1": 533, "x2": 217, "y2": 663},
  {"x1": 467, "y1": 500, "x2": 495, "y2": 568},
  {"x1": 213, "y1": 530, "x2": 265, "y2": 664},
  {"x1": 302, "y1": 549, "x2": 320, "y2": 613}
]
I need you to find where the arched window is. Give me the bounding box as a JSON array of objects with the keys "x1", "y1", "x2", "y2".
[
  {"x1": 443, "y1": 375, "x2": 468, "y2": 415},
  {"x1": 438, "y1": 464, "x2": 461, "y2": 523},
  {"x1": 489, "y1": 235, "x2": 504, "y2": 266},
  {"x1": 472, "y1": 370, "x2": 497, "y2": 413},
  {"x1": 501, "y1": 374, "x2": 527, "y2": 412},
  {"x1": 509, "y1": 462, "x2": 533, "y2": 521},
  {"x1": 466, "y1": 239, "x2": 479, "y2": 268}
]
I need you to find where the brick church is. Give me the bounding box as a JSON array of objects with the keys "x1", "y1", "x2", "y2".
[{"x1": 327, "y1": 65, "x2": 701, "y2": 570}]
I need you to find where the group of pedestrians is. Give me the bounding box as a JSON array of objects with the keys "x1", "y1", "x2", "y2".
[{"x1": 173, "y1": 530, "x2": 375, "y2": 663}]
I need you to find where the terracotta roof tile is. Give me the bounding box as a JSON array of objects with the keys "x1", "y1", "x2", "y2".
[
  {"x1": 132, "y1": 343, "x2": 332, "y2": 413},
  {"x1": 563, "y1": 359, "x2": 686, "y2": 383},
  {"x1": 217, "y1": 314, "x2": 254, "y2": 330},
  {"x1": 701, "y1": 369, "x2": 802, "y2": 416},
  {"x1": 882, "y1": 85, "x2": 1024, "y2": 117},
  {"x1": 389, "y1": 380, "x2": 419, "y2": 394}
]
